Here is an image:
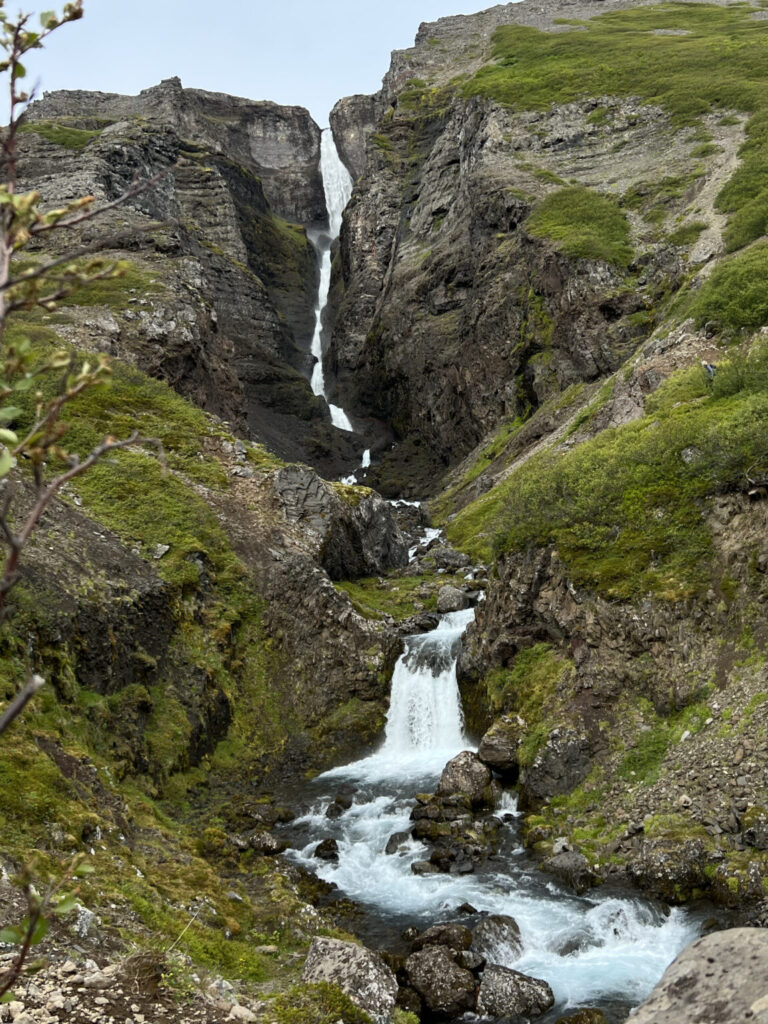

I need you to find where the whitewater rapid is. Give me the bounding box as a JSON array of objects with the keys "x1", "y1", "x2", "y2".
[{"x1": 283, "y1": 606, "x2": 704, "y2": 1021}]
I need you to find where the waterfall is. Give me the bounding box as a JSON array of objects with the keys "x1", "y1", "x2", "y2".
[
  {"x1": 310, "y1": 130, "x2": 354, "y2": 432},
  {"x1": 283, "y1": 605, "x2": 705, "y2": 1018}
]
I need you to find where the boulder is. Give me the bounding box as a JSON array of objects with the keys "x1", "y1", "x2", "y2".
[
  {"x1": 437, "y1": 585, "x2": 470, "y2": 613},
  {"x1": 543, "y1": 851, "x2": 598, "y2": 894},
  {"x1": 385, "y1": 830, "x2": 411, "y2": 854},
  {"x1": 476, "y1": 964, "x2": 554, "y2": 1019},
  {"x1": 437, "y1": 751, "x2": 492, "y2": 805},
  {"x1": 248, "y1": 831, "x2": 287, "y2": 855},
  {"x1": 314, "y1": 838, "x2": 339, "y2": 862},
  {"x1": 519, "y1": 728, "x2": 591, "y2": 807},
  {"x1": 478, "y1": 716, "x2": 524, "y2": 779},
  {"x1": 301, "y1": 937, "x2": 398, "y2": 1023},
  {"x1": 630, "y1": 928, "x2": 768, "y2": 1023},
  {"x1": 274, "y1": 465, "x2": 408, "y2": 580},
  {"x1": 411, "y1": 923, "x2": 473, "y2": 953},
  {"x1": 741, "y1": 804, "x2": 768, "y2": 850},
  {"x1": 471, "y1": 914, "x2": 523, "y2": 960},
  {"x1": 405, "y1": 946, "x2": 477, "y2": 1017},
  {"x1": 411, "y1": 860, "x2": 441, "y2": 876}
]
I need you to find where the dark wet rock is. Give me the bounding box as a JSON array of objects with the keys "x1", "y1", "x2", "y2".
[
  {"x1": 457, "y1": 950, "x2": 486, "y2": 973},
  {"x1": 274, "y1": 465, "x2": 408, "y2": 580},
  {"x1": 437, "y1": 585, "x2": 471, "y2": 613},
  {"x1": 406, "y1": 946, "x2": 477, "y2": 1017},
  {"x1": 302, "y1": 936, "x2": 398, "y2": 1023},
  {"x1": 476, "y1": 964, "x2": 554, "y2": 1019},
  {"x1": 411, "y1": 860, "x2": 441, "y2": 876},
  {"x1": 395, "y1": 986, "x2": 423, "y2": 1016},
  {"x1": 429, "y1": 546, "x2": 472, "y2": 572},
  {"x1": 411, "y1": 923, "x2": 473, "y2": 953},
  {"x1": 325, "y1": 802, "x2": 344, "y2": 820},
  {"x1": 314, "y1": 838, "x2": 340, "y2": 862},
  {"x1": 519, "y1": 727, "x2": 591, "y2": 808},
  {"x1": 556, "y1": 1010, "x2": 609, "y2": 1024},
  {"x1": 471, "y1": 914, "x2": 523, "y2": 960},
  {"x1": 543, "y1": 851, "x2": 598, "y2": 894},
  {"x1": 437, "y1": 750, "x2": 492, "y2": 805},
  {"x1": 630, "y1": 928, "x2": 768, "y2": 1023},
  {"x1": 385, "y1": 830, "x2": 411, "y2": 854},
  {"x1": 456, "y1": 902, "x2": 478, "y2": 915},
  {"x1": 248, "y1": 831, "x2": 287, "y2": 855},
  {"x1": 478, "y1": 716, "x2": 524, "y2": 780},
  {"x1": 326, "y1": 788, "x2": 354, "y2": 819}
]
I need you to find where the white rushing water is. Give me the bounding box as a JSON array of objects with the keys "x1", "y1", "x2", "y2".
[
  {"x1": 285, "y1": 608, "x2": 703, "y2": 1020},
  {"x1": 310, "y1": 130, "x2": 354, "y2": 432}
]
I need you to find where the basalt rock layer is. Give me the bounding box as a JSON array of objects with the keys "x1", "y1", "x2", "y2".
[{"x1": 21, "y1": 77, "x2": 363, "y2": 478}]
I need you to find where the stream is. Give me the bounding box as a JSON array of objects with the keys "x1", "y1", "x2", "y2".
[
  {"x1": 286, "y1": 133, "x2": 707, "y2": 1024},
  {"x1": 282, "y1": 606, "x2": 706, "y2": 1023}
]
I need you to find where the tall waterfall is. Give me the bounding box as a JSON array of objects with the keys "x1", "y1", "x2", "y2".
[{"x1": 310, "y1": 130, "x2": 354, "y2": 432}]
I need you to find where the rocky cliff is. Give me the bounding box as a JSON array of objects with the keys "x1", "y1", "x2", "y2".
[{"x1": 20, "y1": 78, "x2": 364, "y2": 478}]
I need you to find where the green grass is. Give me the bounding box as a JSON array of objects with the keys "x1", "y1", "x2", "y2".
[
  {"x1": 463, "y1": 2, "x2": 768, "y2": 250},
  {"x1": 446, "y1": 350, "x2": 768, "y2": 599},
  {"x1": 336, "y1": 573, "x2": 463, "y2": 620},
  {"x1": 668, "y1": 219, "x2": 708, "y2": 245},
  {"x1": 20, "y1": 120, "x2": 102, "y2": 151},
  {"x1": 685, "y1": 241, "x2": 768, "y2": 332},
  {"x1": 526, "y1": 187, "x2": 633, "y2": 266}
]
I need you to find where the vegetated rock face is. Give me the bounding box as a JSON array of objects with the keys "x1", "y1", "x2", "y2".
[
  {"x1": 630, "y1": 928, "x2": 768, "y2": 1024},
  {"x1": 20, "y1": 78, "x2": 362, "y2": 479},
  {"x1": 326, "y1": 5, "x2": 694, "y2": 495},
  {"x1": 301, "y1": 937, "x2": 398, "y2": 1023}
]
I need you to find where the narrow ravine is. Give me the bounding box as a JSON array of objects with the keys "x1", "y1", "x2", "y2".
[{"x1": 283, "y1": 602, "x2": 706, "y2": 1023}]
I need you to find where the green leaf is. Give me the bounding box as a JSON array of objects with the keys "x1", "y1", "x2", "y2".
[
  {"x1": 0, "y1": 924, "x2": 25, "y2": 944},
  {"x1": 40, "y1": 12, "x2": 56, "y2": 28},
  {"x1": 12, "y1": 377, "x2": 35, "y2": 392},
  {"x1": 52, "y1": 894, "x2": 78, "y2": 917},
  {"x1": 73, "y1": 863, "x2": 95, "y2": 877},
  {"x1": 12, "y1": 62, "x2": 26, "y2": 80},
  {"x1": 0, "y1": 406, "x2": 22, "y2": 421},
  {"x1": 0, "y1": 428, "x2": 18, "y2": 445},
  {"x1": 29, "y1": 916, "x2": 48, "y2": 945},
  {"x1": 0, "y1": 993, "x2": 16, "y2": 1003},
  {"x1": 0, "y1": 448, "x2": 13, "y2": 478}
]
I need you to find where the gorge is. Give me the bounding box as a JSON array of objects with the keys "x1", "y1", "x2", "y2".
[{"x1": 3, "y1": 0, "x2": 768, "y2": 1022}]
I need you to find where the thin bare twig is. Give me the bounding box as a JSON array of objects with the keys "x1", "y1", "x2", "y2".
[{"x1": 0, "y1": 673, "x2": 44, "y2": 738}]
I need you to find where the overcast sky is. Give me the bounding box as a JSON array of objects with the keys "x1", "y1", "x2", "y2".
[{"x1": 26, "y1": 0, "x2": 495, "y2": 127}]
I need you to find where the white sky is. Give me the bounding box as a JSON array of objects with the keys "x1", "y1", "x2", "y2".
[{"x1": 26, "y1": 1, "x2": 495, "y2": 126}]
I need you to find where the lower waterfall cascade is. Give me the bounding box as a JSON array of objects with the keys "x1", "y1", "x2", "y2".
[{"x1": 283, "y1": 603, "x2": 706, "y2": 1023}]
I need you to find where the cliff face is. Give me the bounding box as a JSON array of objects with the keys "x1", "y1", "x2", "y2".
[
  {"x1": 21, "y1": 79, "x2": 363, "y2": 477},
  {"x1": 326, "y1": 0, "x2": 743, "y2": 495}
]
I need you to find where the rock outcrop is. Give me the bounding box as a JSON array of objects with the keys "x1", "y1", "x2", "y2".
[
  {"x1": 21, "y1": 79, "x2": 363, "y2": 479},
  {"x1": 301, "y1": 937, "x2": 398, "y2": 1022},
  {"x1": 630, "y1": 929, "x2": 768, "y2": 1024}
]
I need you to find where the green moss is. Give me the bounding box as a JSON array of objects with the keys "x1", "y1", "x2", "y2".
[
  {"x1": 526, "y1": 187, "x2": 633, "y2": 266},
  {"x1": 61, "y1": 260, "x2": 164, "y2": 308},
  {"x1": 336, "y1": 573, "x2": 463, "y2": 621},
  {"x1": 686, "y1": 243, "x2": 768, "y2": 332},
  {"x1": 617, "y1": 699, "x2": 710, "y2": 783},
  {"x1": 20, "y1": 120, "x2": 102, "y2": 150},
  {"x1": 482, "y1": 644, "x2": 573, "y2": 764},
  {"x1": 272, "y1": 983, "x2": 372, "y2": 1024}
]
